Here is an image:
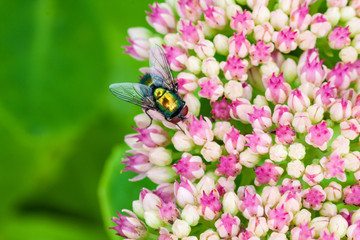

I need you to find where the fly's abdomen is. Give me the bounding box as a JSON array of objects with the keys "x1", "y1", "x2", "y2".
[{"x1": 154, "y1": 88, "x2": 182, "y2": 118}]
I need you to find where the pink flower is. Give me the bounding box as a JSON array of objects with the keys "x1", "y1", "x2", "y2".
[
  {"x1": 175, "y1": 72, "x2": 198, "y2": 95},
  {"x1": 329, "y1": 98, "x2": 352, "y2": 122},
  {"x1": 130, "y1": 125, "x2": 170, "y2": 148},
  {"x1": 310, "y1": 13, "x2": 331, "y2": 37},
  {"x1": 347, "y1": 220, "x2": 360, "y2": 239},
  {"x1": 146, "y1": 3, "x2": 175, "y2": 34},
  {"x1": 254, "y1": 22, "x2": 274, "y2": 42},
  {"x1": 162, "y1": 45, "x2": 188, "y2": 71},
  {"x1": 174, "y1": 176, "x2": 197, "y2": 207},
  {"x1": 228, "y1": 32, "x2": 251, "y2": 58},
  {"x1": 215, "y1": 213, "x2": 241, "y2": 238},
  {"x1": 292, "y1": 112, "x2": 312, "y2": 133},
  {"x1": 305, "y1": 121, "x2": 333, "y2": 150},
  {"x1": 303, "y1": 185, "x2": 326, "y2": 210},
  {"x1": 327, "y1": 62, "x2": 351, "y2": 90},
  {"x1": 123, "y1": 37, "x2": 150, "y2": 61},
  {"x1": 238, "y1": 189, "x2": 264, "y2": 219},
  {"x1": 110, "y1": 210, "x2": 147, "y2": 238},
  {"x1": 248, "y1": 106, "x2": 272, "y2": 131},
  {"x1": 277, "y1": 189, "x2": 302, "y2": 213},
  {"x1": 173, "y1": 152, "x2": 205, "y2": 180},
  {"x1": 203, "y1": 6, "x2": 227, "y2": 29},
  {"x1": 303, "y1": 164, "x2": 324, "y2": 186},
  {"x1": 298, "y1": 54, "x2": 327, "y2": 87},
  {"x1": 198, "y1": 76, "x2": 224, "y2": 101},
  {"x1": 178, "y1": 20, "x2": 204, "y2": 49},
  {"x1": 229, "y1": 98, "x2": 253, "y2": 123},
  {"x1": 319, "y1": 229, "x2": 340, "y2": 240},
  {"x1": 220, "y1": 55, "x2": 249, "y2": 81},
  {"x1": 343, "y1": 184, "x2": 360, "y2": 206},
  {"x1": 223, "y1": 126, "x2": 246, "y2": 155},
  {"x1": 272, "y1": 27, "x2": 298, "y2": 53},
  {"x1": 291, "y1": 223, "x2": 315, "y2": 240},
  {"x1": 287, "y1": 89, "x2": 311, "y2": 112},
  {"x1": 215, "y1": 155, "x2": 242, "y2": 177},
  {"x1": 279, "y1": 178, "x2": 302, "y2": 195},
  {"x1": 272, "y1": 105, "x2": 293, "y2": 126},
  {"x1": 123, "y1": 151, "x2": 152, "y2": 173},
  {"x1": 320, "y1": 154, "x2": 346, "y2": 182},
  {"x1": 186, "y1": 115, "x2": 213, "y2": 145},
  {"x1": 176, "y1": 0, "x2": 202, "y2": 22},
  {"x1": 238, "y1": 230, "x2": 258, "y2": 240},
  {"x1": 245, "y1": 129, "x2": 273, "y2": 154},
  {"x1": 140, "y1": 188, "x2": 162, "y2": 211},
  {"x1": 264, "y1": 73, "x2": 291, "y2": 104},
  {"x1": 328, "y1": 26, "x2": 351, "y2": 50},
  {"x1": 289, "y1": 3, "x2": 311, "y2": 31},
  {"x1": 275, "y1": 124, "x2": 296, "y2": 145},
  {"x1": 216, "y1": 177, "x2": 236, "y2": 197},
  {"x1": 266, "y1": 205, "x2": 292, "y2": 233},
  {"x1": 314, "y1": 82, "x2": 337, "y2": 108},
  {"x1": 157, "y1": 199, "x2": 179, "y2": 224},
  {"x1": 211, "y1": 97, "x2": 231, "y2": 121},
  {"x1": 198, "y1": 190, "x2": 222, "y2": 220},
  {"x1": 154, "y1": 183, "x2": 175, "y2": 203},
  {"x1": 249, "y1": 41, "x2": 274, "y2": 66},
  {"x1": 230, "y1": 10, "x2": 255, "y2": 35},
  {"x1": 340, "y1": 119, "x2": 360, "y2": 140},
  {"x1": 254, "y1": 160, "x2": 284, "y2": 186}
]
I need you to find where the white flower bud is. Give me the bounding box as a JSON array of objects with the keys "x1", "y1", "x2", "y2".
[
  {"x1": 132, "y1": 200, "x2": 145, "y2": 219},
  {"x1": 281, "y1": 58, "x2": 297, "y2": 83},
  {"x1": 147, "y1": 166, "x2": 176, "y2": 184},
  {"x1": 260, "y1": 61, "x2": 280, "y2": 77},
  {"x1": 261, "y1": 186, "x2": 281, "y2": 207},
  {"x1": 298, "y1": 31, "x2": 316, "y2": 50},
  {"x1": 292, "y1": 112, "x2": 311, "y2": 133},
  {"x1": 324, "y1": 181, "x2": 342, "y2": 202},
  {"x1": 268, "y1": 232, "x2": 287, "y2": 240},
  {"x1": 128, "y1": 27, "x2": 153, "y2": 39},
  {"x1": 213, "y1": 121, "x2": 232, "y2": 140},
  {"x1": 200, "y1": 230, "x2": 220, "y2": 240},
  {"x1": 184, "y1": 93, "x2": 201, "y2": 116},
  {"x1": 270, "y1": 9, "x2": 289, "y2": 30},
  {"x1": 201, "y1": 141, "x2": 222, "y2": 162},
  {"x1": 240, "y1": 149, "x2": 260, "y2": 167},
  {"x1": 226, "y1": 4, "x2": 242, "y2": 20},
  {"x1": 347, "y1": 17, "x2": 360, "y2": 36},
  {"x1": 353, "y1": 34, "x2": 360, "y2": 53},
  {"x1": 293, "y1": 209, "x2": 312, "y2": 226},
  {"x1": 224, "y1": 80, "x2": 244, "y2": 100},
  {"x1": 186, "y1": 56, "x2": 202, "y2": 74},
  {"x1": 196, "y1": 175, "x2": 216, "y2": 195},
  {"x1": 352, "y1": 208, "x2": 360, "y2": 222},
  {"x1": 172, "y1": 219, "x2": 191, "y2": 238},
  {"x1": 310, "y1": 217, "x2": 329, "y2": 237},
  {"x1": 329, "y1": 215, "x2": 348, "y2": 238},
  {"x1": 149, "y1": 147, "x2": 172, "y2": 166},
  {"x1": 181, "y1": 205, "x2": 200, "y2": 226},
  {"x1": 269, "y1": 144, "x2": 288, "y2": 162},
  {"x1": 223, "y1": 192, "x2": 240, "y2": 215},
  {"x1": 288, "y1": 143, "x2": 306, "y2": 160},
  {"x1": 172, "y1": 131, "x2": 195, "y2": 152},
  {"x1": 325, "y1": 7, "x2": 341, "y2": 26},
  {"x1": 252, "y1": 5, "x2": 270, "y2": 25},
  {"x1": 307, "y1": 104, "x2": 324, "y2": 123},
  {"x1": 164, "y1": 33, "x2": 179, "y2": 46},
  {"x1": 331, "y1": 135, "x2": 350, "y2": 155},
  {"x1": 195, "y1": 40, "x2": 216, "y2": 59},
  {"x1": 202, "y1": 57, "x2": 220, "y2": 76},
  {"x1": 340, "y1": 6, "x2": 356, "y2": 22},
  {"x1": 248, "y1": 217, "x2": 269, "y2": 237},
  {"x1": 214, "y1": 34, "x2": 229, "y2": 55},
  {"x1": 134, "y1": 113, "x2": 152, "y2": 129},
  {"x1": 339, "y1": 46, "x2": 358, "y2": 63},
  {"x1": 144, "y1": 210, "x2": 164, "y2": 229},
  {"x1": 343, "y1": 151, "x2": 360, "y2": 172},
  {"x1": 320, "y1": 202, "x2": 337, "y2": 217},
  {"x1": 253, "y1": 95, "x2": 268, "y2": 107},
  {"x1": 287, "y1": 160, "x2": 305, "y2": 178}
]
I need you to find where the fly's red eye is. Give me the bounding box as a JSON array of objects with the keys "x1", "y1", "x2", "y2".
[
  {"x1": 181, "y1": 105, "x2": 188, "y2": 117},
  {"x1": 170, "y1": 117, "x2": 181, "y2": 124}
]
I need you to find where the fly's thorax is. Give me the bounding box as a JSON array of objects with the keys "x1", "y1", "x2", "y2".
[{"x1": 154, "y1": 88, "x2": 183, "y2": 118}]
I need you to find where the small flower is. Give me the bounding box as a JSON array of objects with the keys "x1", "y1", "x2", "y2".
[
  {"x1": 224, "y1": 80, "x2": 244, "y2": 100},
  {"x1": 269, "y1": 144, "x2": 288, "y2": 162},
  {"x1": 178, "y1": 20, "x2": 204, "y2": 49},
  {"x1": 261, "y1": 186, "x2": 281, "y2": 207},
  {"x1": 248, "y1": 105, "x2": 272, "y2": 131},
  {"x1": 215, "y1": 213, "x2": 241, "y2": 238},
  {"x1": 287, "y1": 89, "x2": 311, "y2": 113},
  {"x1": 290, "y1": 3, "x2": 312, "y2": 31},
  {"x1": 320, "y1": 154, "x2": 346, "y2": 182},
  {"x1": 329, "y1": 98, "x2": 352, "y2": 122},
  {"x1": 123, "y1": 37, "x2": 150, "y2": 61},
  {"x1": 305, "y1": 121, "x2": 333, "y2": 150},
  {"x1": 245, "y1": 129, "x2": 273, "y2": 154},
  {"x1": 198, "y1": 76, "x2": 224, "y2": 102},
  {"x1": 311, "y1": 13, "x2": 332, "y2": 37},
  {"x1": 287, "y1": 160, "x2": 305, "y2": 178},
  {"x1": 266, "y1": 205, "x2": 293, "y2": 233},
  {"x1": 253, "y1": 22, "x2": 274, "y2": 42},
  {"x1": 172, "y1": 219, "x2": 191, "y2": 238},
  {"x1": 174, "y1": 176, "x2": 197, "y2": 207},
  {"x1": 254, "y1": 160, "x2": 284, "y2": 186},
  {"x1": 181, "y1": 204, "x2": 200, "y2": 226},
  {"x1": 228, "y1": 32, "x2": 251, "y2": 58},
  {"x1": 292, "y1": 112, "x2": 312, "y2": 133},
  {"x1": 303, "y1": 164, "x2": 324, "y2": 186},
  {"x1": 162, "y1": 45, "x2": 188, "y2": 71},
  {"x1": 173, "y1": 152, "x2": 205, "y2": 180},
  {"x1": 303, "y1": 185, "x2": 327, "y2": 210},
  {"x1": 247, "y1": 217, "x2": 269, "y2": 237},
  {"x1": 195, "y1": 39, "x2": 216, "y2": 59},
  {"x1": 291, "y1": 222, "x2": 315, "y2": 240},
  {"x1": 314, "y1": 82, "x2": 338, "y2": 108},
  {"x1": 249, "y1": 41, "x2": 274, "y2": 66},
  {"x1": 146, "y1": 3, "x2": 175, "y2": 34},
  {"x1": 110, "y1": 210, "x2": 147, "y2": 238},
  {"x1": 328, "y1": 215, "x2": 349, "y2": 238},
  {"x1": 276, "y1": 124, "x2": 296, "y2": 145},
  {"x1": 158, "y1": 199, "x2": 179, "y2": 224},
  {"x1": 230, "y1": 98, "x2": 253, "y2": 123},
  {"x1": 272, "y1": 105, "x2": 293, "y2": 126},
  {"x1": 223, "y1": 126, "x2": 246, "y2": 155},
  {"x1": 215, "y1": 155, "x2": 242, "y2": 177},
  {"x1": 198, "y1": 190, "x2": 222, "y2": 220},
  {"x1": 211, "y1": 97, "x2": 230, "y2": 121},
  {"x1": 343, "y1": 184, "x2": 360, "y2": 206},
  {"x1": 186, "y1": 115, "x2": 214, "y2": 145},
  {"x1": 123, "y1": 151, "x2": 152, "y2": 174},
  {"x1": 176, "y1": 0, "x2": 202, "y2": 22},
  {"x1": 238, "y1": 189, "x2": 264, "y2": 219},
  {"x1": 298, "y1": 54, "x2": 326, "y2": 87},
  {"x1": 324, "y1": 181, "x2": 342, "y2": 202},
  {"x1": 220, "y1": 55, "x2": 249, "y2": 81},
  {"x1": 347, "y1": 220, "x2": 360, "y2": 240},
  {"x1": 201, "y1": 141, "x2": 222, "y2": 162},
  {"x1": 203, "y1": 6, "x2": 227, "y2": 29},
  {"x1": 270, "y1": 9, "x2": 289, "y2": 30},
  {"x1": 230, "y1": 10, "x2": 255, "y2": 35},
  {"x1": 328, "y1": 26, "x2": 351, "y2": 49},
  {"x1": 272, "y1": 27, "x2": 298, "y2": 53}
]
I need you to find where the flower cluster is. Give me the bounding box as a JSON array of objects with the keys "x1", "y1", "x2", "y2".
[{"x1": 111, "y1": 0, "x2": 360, "y2": 239}]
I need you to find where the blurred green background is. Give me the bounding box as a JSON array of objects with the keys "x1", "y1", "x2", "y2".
[{"x1": 0, "y1": 0, "x2": 156, "y2": 239}]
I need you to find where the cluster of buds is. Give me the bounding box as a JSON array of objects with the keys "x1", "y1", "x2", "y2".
[{"x1": 112, "y1": 0, "x2": 360, "y2": 239}]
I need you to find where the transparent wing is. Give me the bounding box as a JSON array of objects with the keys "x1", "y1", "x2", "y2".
[
  {"x1": 109, "y1": 83, "x2": 156, "y2": 109},
  {"x1": 149, "y1": 45, "x2": 177, "y2": 91}
]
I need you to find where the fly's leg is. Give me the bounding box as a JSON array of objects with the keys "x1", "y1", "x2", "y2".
[
  {"x1": 144, "y1": 109, "x2": 153, "y2": 128},
  {"x1": 176, "y1": 123, "x2": 185, "y2": 134}
]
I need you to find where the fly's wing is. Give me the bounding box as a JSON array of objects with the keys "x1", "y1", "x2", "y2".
[
  {"x1": 149, "y1": 45, "x2": 177, "y2": 91},
  {"x1": 109, "y1": 83, "x2": 156, "y2": 109}
]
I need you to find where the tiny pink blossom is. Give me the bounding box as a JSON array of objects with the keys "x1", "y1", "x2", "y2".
[
  {"x1": 289, "y1": 3, "x2": 311, "y2": 31},
  {"x1": 175, "y1": 72, "x2": 198, "y2": 95},
  {"x1": 173, "y1": 152, "x2": 205, "y2": 180},
  {"x1": 146, "y1": 3, "x2": 175, "y2": 34},
  {"x1": 347, "y1": 220, "x2": 360, "y2": 239},
  {"x1": 198, "y1": 190, "x2": 222, "y2": 220},
  {"x1": 292, "y1": 112, "x2": 312, "y2": 133},
  {"x1": 275, "y1": 124, "x2": 296, "y2": 145},
  {"x1": 216, "y1": 177, "x2": 236, "y2": 196},
  {"x1": 229, "y1": 98, "x2": 253, "y2": 123},
  {"x1": 329, "y1": 98, "x2": 352, "y2": 122},
  {"x1": 343, "y1": 184, "x2": 360, "y2": 206},
  {"x1": 291, "y1": 223, "x2": 315, "y2": 240},
  {"x1": 303, "y1": 185, "x2": 326, "y2": 210},
  {"x1": 303, "y1": 164, "x2": 324, "y2": 186},
  {"x1": 279, "y1": 178, "x2": 303, "y2": 195},
  {"x1": 319, "y1": 229, "x2": 340, "y2": 240},
  {"x1": 157, "y1": 199, "x2": 179, "y2": 224},
  {"x1": 178, "y1": 20, "x2": 204, "y2": 49},
  {"x1": 238, "y1": 230, "x2": 257, "y2": 240},
  {"x1": 272, "y1": 27, "x2": 298, "y2": 53},
  {"x1": 176, "y1": 0, "x2": 202, "y2": 22},
  {"x1": 123, "y1": 37, "x2": 150, "y2": 61},
  {"x1": 310, "y1": 13, "x2": 331, "y2": 37},
  {"x1": 305, "y1": 121, "x2": 333, "y2": 150},
  {"x1": 328, "y1": 26, "x2": 351, "y2": 50},
  {"x1": 220, "y1": 55, "x2": 249, "y2": 81},
  {"x1": 320, "y1": 155, "x2": 346, "y2": 182},
  {"x1": 215, "y1": 155, "x2": 242, "y2": 177},
  {"x1": 314, "y1": 82, "x2": 337, "y2": 108},
  {"x1": 186, "y1": 115, "x2": 213, "y2": 145},
  {"x1": 211, "y1": 97, "x2": 231, "y2": 121},
  {"x1": 327, "y1": 62, "x2": 351, "y2": 90},
  {"x1": 199, "y1": 0, "x2": 214, "y2": 10},
  {"x1": 131, "y1": 126, "x2": 170, "y2": 148},
  {"x1": 272, "y1": 105, "x2": 293, "y2": 126},
  {"x1": 299, "y1": 54, "x2": 326, "y2": 87},
  {"x1": 110, "y1": 210, "x2": 147, "y2": 238},
  {"x1": 203, "y1": 6, "x2": 227, "y2": 29},
  {"x1": 264, "y1": 73, "x2": 291, "y2": 104},
  {"x1": 245, "y1": 129, "x2": 273, "y2": 154},
  {"x1": 248, "y1": 106, "x2": 272, "y2": 131},
  {"x1": 230, "y1": 10, "x2": 255, "y2": 35},
  {"x1": 238, "y1": 189, "x2": 264, "y2": 219},
  {"x1": 287, "y1": 89, "x2": 311, "y2": 112},
  {"x1": 215, "y1": 213, "x2": 241, "y2": 238},
  {"x1": 223, "y1": 126, "x2": 246, "y2": 155},
  {"x1": 249, "y1": 41, "x2": 274, "y2": 66},
  {"x1": 298, "y1": 48, "x2": 320, "y2": 71},
  {"x1": 162, "y1": 45, "x2": 188, "y2": 71},
  {"x1": 254, "y1": 22, "x2": 274, "y2": 42},
  {"x1": 266, "y1": 205, "x2": 292, "y2": 233},
  {"x1": 277, "y1": 189, "x2": 302, "y2": 213},
  {"x1": 154, "y1": 183, "x2": 175, "y2": 203},
  {"x1": 198, "y1": 76, "x2": 224, "y2": 102},
  {"x1": 174, "y1": 176, "x2": 197, "y2": 207},
  {"x1": 123, "y1": 152, "x2": 152, "y2": 173},
  {"x1": 228, "y1": 32, "x2": 251, "y2": 58},
  {"x1": 254, "y1": 160, "x2": 283, "y2": 186},
  {"x1": 140, "y1": 188, "x2": 162, "y2": 211},
  {"x1": 340, "y1": 119, "x2": 360, "y2": 140}
]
